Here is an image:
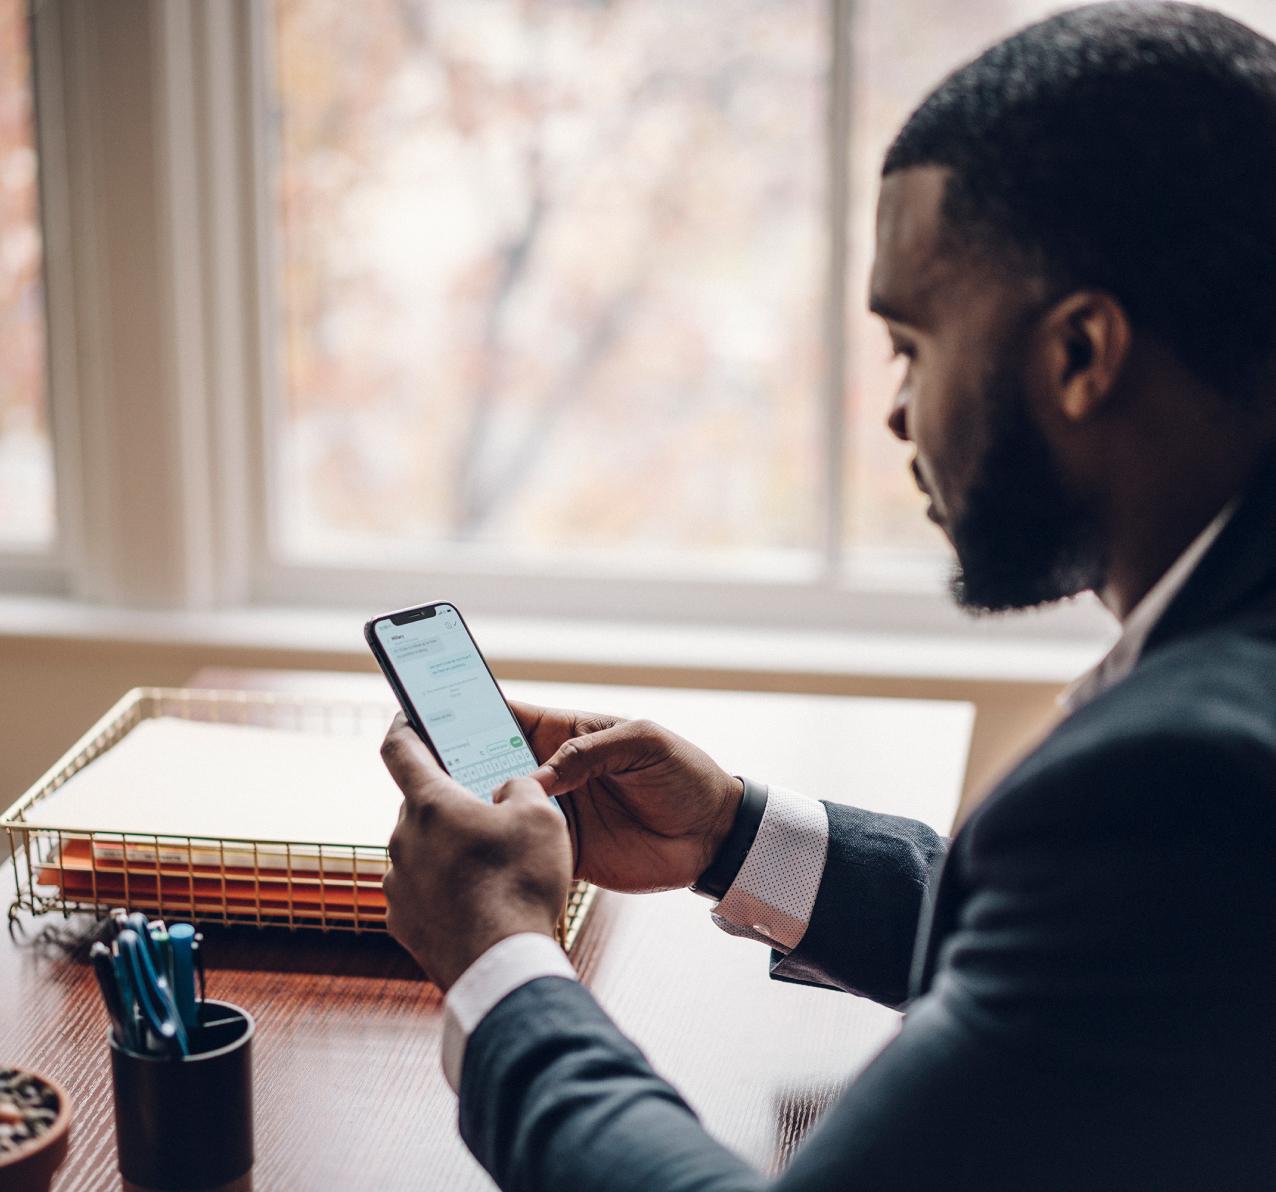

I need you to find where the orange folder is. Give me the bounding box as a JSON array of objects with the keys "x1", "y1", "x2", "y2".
[{"x1": 39, "y1": 837, "x2": 389, "y2": 923}]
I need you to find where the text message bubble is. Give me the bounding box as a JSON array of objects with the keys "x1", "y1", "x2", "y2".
[
  {"x1": 426, "y1": 654, "x2": 474, "y2": 679},
  {"x1": 387, "y1": 636, "x2": 445, "y2": 662}
]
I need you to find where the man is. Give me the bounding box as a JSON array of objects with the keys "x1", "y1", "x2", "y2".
[{"x1": 380, "y1": 3, "x2": 1276, "y2": 1188}]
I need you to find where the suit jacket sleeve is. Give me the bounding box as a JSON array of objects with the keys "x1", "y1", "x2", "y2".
[
  {"x1": 767, "y1": 802, "x2": 947, "y2": 1008},
  {"x1": 459, "y1": 729, "x2": 1276, "y2": 1192}
]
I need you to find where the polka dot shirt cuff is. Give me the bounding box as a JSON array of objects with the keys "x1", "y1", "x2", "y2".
[{"x1": 710, "y1": 785, "x2": 829, "y2": 953}]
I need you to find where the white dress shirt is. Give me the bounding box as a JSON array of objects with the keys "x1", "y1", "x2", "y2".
[
  {"x1": 1059, "y1": 502, "x2": 1234, "y2": 713},
  {"x1": 440, "y1": 502, "x2": 1236, "y2": 1092}
]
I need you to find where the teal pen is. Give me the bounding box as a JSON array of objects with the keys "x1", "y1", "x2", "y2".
[
  {"x1": 149, "y1": 923, "x2": 175, "y2": 990},
  {"x1": 169, "y1": 923, "x2": 198, "y2": 1033}
]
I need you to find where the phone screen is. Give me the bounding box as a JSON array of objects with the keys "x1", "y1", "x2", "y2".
[{"x1": 371, "y1": 604, "x2": 538, "y2": 801}]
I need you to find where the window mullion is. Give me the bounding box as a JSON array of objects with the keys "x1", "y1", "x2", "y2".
[
  {"x1": 30, "y1": 0, "x2": 83, "y2": 591},
  {"x1": 821, "y1": 0, "x2": 853, "y2": 580},
  {"x1": 239, "y1": 0, "x2": 284, "y2": 604},
  {"x1": 30, "y1": 0, "x2": 187, "y2": 607},
  {"x1": 186, "y1": 0, "x2": 266, "y2": 608}
]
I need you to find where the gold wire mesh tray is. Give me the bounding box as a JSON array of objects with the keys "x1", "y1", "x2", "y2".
[{"x1": 2, "y1": 687, "x2": 596, "y2": 950}]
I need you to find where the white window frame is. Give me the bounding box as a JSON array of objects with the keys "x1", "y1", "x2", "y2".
[
  {"x1": 20, "y1": 0, "x2": 264, "y2": 611},
  {"x1": 11, "y1": 0, "x2": 1112, "y2": 647},
  {"x1": 0, "y1": 0, "x2": 68, "y2": 592}
]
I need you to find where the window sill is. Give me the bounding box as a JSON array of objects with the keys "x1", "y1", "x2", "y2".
[{"x1": 0, "y1": 595, "x2": 1112, "y2": 690}]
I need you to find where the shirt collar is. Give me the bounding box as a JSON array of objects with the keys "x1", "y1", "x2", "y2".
[{"x1": 1060, "y1": 501, "x2": 1237, "y2": 714}]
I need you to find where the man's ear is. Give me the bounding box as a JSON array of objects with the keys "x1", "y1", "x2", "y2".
[{"x1": 1037, "y1": 291, "x2": 1132, "y2": 423}]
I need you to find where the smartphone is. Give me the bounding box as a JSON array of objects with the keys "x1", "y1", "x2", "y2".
[{"x1": 365, "y1": 600, "x2": 541, "y2": 802}]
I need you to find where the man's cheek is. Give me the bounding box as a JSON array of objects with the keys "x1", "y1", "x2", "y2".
[{"x1": 923, "y1": 402, "x2": 978, "y2": 520}]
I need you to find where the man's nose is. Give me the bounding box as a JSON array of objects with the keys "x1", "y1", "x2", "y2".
[{"x1": 886, "y1": 393, "x2": 909, "y2": 443}]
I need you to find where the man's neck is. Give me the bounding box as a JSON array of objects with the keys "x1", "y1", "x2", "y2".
[
  {"x1": 1099, "y1": 506, "x2": 1227, "y2": 622},
  {"x1": 1099, "y1": 445, "x2": 1269, "y2": 622}
]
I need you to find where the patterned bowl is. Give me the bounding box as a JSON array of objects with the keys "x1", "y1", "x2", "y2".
[{"x1": 0, "y1": 1067, "x2": 71, "y2": 1192}]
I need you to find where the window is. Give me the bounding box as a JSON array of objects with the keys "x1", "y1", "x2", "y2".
[
  {"x1": 271, "y1": 0, "x2": 826, "y2": 574},
  {"x1": 0, "y1": 0, "x2": 52, "y2": 549},
  {"x1": 17, "y1": 0, "x2": 1272, "y2": 640},
  {"x1": 273, "y1": 0, "x2": 1194, "y2": 604}
]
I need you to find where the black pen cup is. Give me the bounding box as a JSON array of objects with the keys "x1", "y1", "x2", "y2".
[{"x1": 108, "y1": 1000, "x2": 255, "y2": 1192}]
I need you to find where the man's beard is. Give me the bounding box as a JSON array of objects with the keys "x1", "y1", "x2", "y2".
[{"x1": 947, "y1": 361, "x2": 1106, "y2": 613}]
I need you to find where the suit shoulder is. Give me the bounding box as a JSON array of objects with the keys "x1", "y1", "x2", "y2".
[{"x1": 967, "y1": 628, "x2": 1276, "y2": 849}]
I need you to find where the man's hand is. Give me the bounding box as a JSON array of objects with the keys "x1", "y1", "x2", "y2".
[
  {"x1": 512, "y1": 701, "x2": 744, "y2": 893},
  {"x1": 380, "y1": 714, "x2": 571, "y2": 991}
]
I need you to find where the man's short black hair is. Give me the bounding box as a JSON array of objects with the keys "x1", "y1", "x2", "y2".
[{"x1": 884, "y1": 1, "x2": 1276, "y2": 400}]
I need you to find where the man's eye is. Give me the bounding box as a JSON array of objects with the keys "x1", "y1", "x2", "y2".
[{"x1": 888, "y1": 343, "x2": 916, "y2": 363}]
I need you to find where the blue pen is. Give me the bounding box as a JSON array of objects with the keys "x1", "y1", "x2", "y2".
[
  {"x1": 126, "y1": 912, "x2": 161, "y2": 969},
  {"x1": 131, "y1": 913, "x2": 177, "y2": 1011},
  {"x1": 112, "y1": 946, "x2": 141, "y2": 1051},
  {"x1": 116, "y1": 928, "x2": 189, "y2": 1058},
  {"x1": 118, "y1": 929, "x2": 187, "y2": 1058},
  {"x1": 169, "y1": 923, "x2": 198, "y2": 1034}
]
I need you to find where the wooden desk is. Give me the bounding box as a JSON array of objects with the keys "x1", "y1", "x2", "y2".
[{"x1": 0, "y1": 672, "x2": 971, "y2": 1190}]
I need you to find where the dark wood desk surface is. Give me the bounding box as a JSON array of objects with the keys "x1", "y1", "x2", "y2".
[{"x1": 1, "y1": 671, "x2": 971, "y2": 1190}]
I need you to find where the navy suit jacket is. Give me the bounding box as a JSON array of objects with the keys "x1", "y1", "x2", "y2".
[{"x1": 458, "y1": 454, "x2": 1276, "y2": 1191}]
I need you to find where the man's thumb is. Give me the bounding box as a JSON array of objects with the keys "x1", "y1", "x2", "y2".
[{"x1": 528, "y1": 723, "x2": 640, "y2": 795}]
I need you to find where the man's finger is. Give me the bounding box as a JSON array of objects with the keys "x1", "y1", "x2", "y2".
[
  {"x1": 380, "y1": 714, "x2": 439, "y2": 775},
  {"x1": 528, "y1": 721, "x2": 655, "y2": 795},
  {"x1": 507, "y1": 701, "x2": 623, "y2": 751},
  {"x1": 379, "y1": 715, "x2": 457, "y2": 809}
]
